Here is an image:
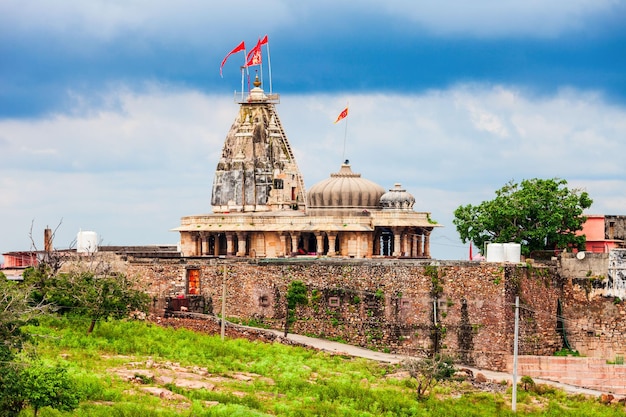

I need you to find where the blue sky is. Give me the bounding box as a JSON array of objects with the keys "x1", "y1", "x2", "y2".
[{"x1": 2, "y1": 0, "x2": 626, "y2": 262}]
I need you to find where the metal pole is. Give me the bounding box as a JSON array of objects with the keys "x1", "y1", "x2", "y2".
[
  {"x1": 512, "y1": 296, "x2": 519, "y2": 412},
  {"x1": 221, "y1": 267, "x2": 226, "y2": 341},
  {"x1": 241, "y1": 47, "x2": 247, "y2": 100},
  {"x1": 266, "y1": 40, "x2": 273, "y2": 95},
  {"x1": 341, "y1": 102, "x2": 349, "y2": 161}
]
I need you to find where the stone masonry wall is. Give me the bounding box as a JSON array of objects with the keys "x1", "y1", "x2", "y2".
[
  {"x1": 561, "y1": 278, "x2": 626, "y2": 359},
  {"x1": 125, "y1": 258, "x2": 574, "y2": 371}
]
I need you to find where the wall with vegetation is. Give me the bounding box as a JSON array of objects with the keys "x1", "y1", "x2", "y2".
[{"x1": 126, "y1": 258, "x2": 603, "y2": 371}]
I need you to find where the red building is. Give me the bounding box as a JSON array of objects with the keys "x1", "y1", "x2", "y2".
[
  {"x1": 2, "y1": 251, "x2": 38, "y2": 268},
  {"x1": 578, "y1": 214, "x2": 626, "y2": 253}
]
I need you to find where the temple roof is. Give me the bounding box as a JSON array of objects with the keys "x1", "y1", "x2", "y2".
[{"x1": 307, "y1": 161, "x2": 386, "y2": 210}]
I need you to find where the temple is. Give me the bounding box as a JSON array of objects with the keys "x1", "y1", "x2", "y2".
[{"x1": 175, "y1": 76, "x2": 440, "y2": 258}]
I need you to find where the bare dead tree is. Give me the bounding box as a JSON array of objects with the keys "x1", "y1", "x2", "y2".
[{"x1": 28, "y1": 219, "x2": 68, "y2": 275}]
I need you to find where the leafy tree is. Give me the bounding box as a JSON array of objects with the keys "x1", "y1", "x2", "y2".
[
  {"x1": 20, "y1": 363, "x2": 79, "y2": 417},
  {"x1": 0, "y1": 279, "x2": 48, "y2": 417},
  {"x1": 284, "y1": 280, "x2": 308, "y2": 337},
  {"x1": 453, "y1": 178, "x2": 592, "y2": 256},
  {"x1": 45, "y1": 271, "x2": 150, "y2": 334},
  {"x1": 0, "y1": 279, "x2": 46, "y2": 356},
  {"x1": 403, "y1": 355, "x2": 455, "y2": 399},
  {"x1": 23, "y1": 250, "x2": 150, "y2": 334},
  {"x1": 0, "y1": 358, "x2": 23, "y2": 417}
]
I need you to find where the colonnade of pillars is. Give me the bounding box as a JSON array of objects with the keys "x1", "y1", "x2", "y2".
[
  {"x1": 188, "y1": 227, "x2": 431, "y2": 258},
  {"x1": 374, "y1": 227, "x2": 431, "y2": 258}
]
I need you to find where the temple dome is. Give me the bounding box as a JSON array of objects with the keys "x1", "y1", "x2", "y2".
[
  {"x1": 380, "y1": 183, "x2": 415, "y2": 210},
  {"x1": 307, "y1": 161, "x2": 385, "y2": 210}
]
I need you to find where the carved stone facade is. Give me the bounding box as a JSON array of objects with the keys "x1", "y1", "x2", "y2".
[{"x1": 175, "y1": 78, "x2": 440, "y2": 259}]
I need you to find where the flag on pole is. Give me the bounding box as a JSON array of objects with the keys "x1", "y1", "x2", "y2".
[
  {"x1": 220, "y1": 41, "x2": 245, "y2": 77},
  {"x1": 469, "y1": 242, "x2": 474, "y2": 261},
  {"x1": 259, "y1": 34, "x2": 268, "y2": 46},
  {"x1": 246, "y1": 38, "x2": 263, "y2": 67},
  {"x1": 334, "y1": 107, "x2": 349, "y2": 123}
]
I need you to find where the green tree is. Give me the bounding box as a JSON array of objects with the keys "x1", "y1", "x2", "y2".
[
  {"x1": 46, "y1": 271, "x2": 150, "y2": 334},
  {"x1": 453, "y1": 178, "x2": 592, "y2": 256},
  {"x1": 23, "y1": 252, "x2": 150, "y2": 335},
  {"x1": 403, "y1": 355, "x2": 455, "y2": 399},
  {"x1": 0, "y1": 278, "x2": 48, "y2": 417},
  {"x1": 284, "y1": 280, "x2": 308, "y2": 337},
  {"x1": 20, "y1": 363, "x2": 79, "y2": 417},
  {"x1": 0, "y1": 356, "x2": 24, "y2": 417},
  {"x1": 0, "y1": 279, "x2": 46, "y2": 356}
]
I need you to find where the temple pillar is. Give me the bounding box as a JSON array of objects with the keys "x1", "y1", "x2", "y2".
[
  {"x1": 423, "y1": 230, "x2": 431, "y2": 258},
  {"x1": 226, "y1": 233, "x2": 235, "y2": 256},
  {"x1": 279, "y1": 233, "x2": 287, "y2": 257},
  {"x1": 290, "y1": 232, "x2": 301, "y2": 254},
  {"x1": 214, "y1": 234, "x2": 220, "y2": 257},
  {"x1": 373, "y1": 231, "x2": 380, "y2": 256},
  {"x1": 411, "y1": 234, "x2": 418, "y2": 258},
  {"x1": 236, "y1": 232, "x2": 247, "y2": 257},
  {"x1": 416, "y1": 232, "x2": 423, "y2": 257},
  {"x1": 315, "y1": 232, "x2": 324, "y2": 256},
  {"x1": 200, "y1": 233, "x2": 208, "y2": 256},
  {"x1": 194, "y1": 233, "x2": 201, "y2": 256},
  {"x1": 392, "y1": 228, "x2": 402, "y2": 257},
  {"x1": 401, "y1": 231, "x2": 409, "y2": 257},
  {"x1": 327, "y1": 233, "x2": 337, "y2": 256}
]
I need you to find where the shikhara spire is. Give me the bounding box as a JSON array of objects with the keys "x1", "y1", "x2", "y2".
[{"x1": 211, "y1": 76, "x2": 306, "y2": 213}]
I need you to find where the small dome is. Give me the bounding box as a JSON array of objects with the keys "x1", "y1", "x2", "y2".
[
  {"x1": 380, "y1": 183, "x2": 415, "y2": 210},
  {"x1": 307, "y1": 161, "x2": 385, "y2": 209}
]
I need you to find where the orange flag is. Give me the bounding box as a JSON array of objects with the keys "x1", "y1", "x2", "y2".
[
  {"x1": 220, "y1": 41, "x2": 245, "y2": 77},
  {"x1": 246, "y1": 36, "x2": 267, "y2": 67},
  {"x1": 334, "y1": 107, "x2": 348, "y2": 123}
]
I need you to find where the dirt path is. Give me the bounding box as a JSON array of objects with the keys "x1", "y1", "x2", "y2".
[{"x1": 266, "y1": 329, "x2": 623, "y2": 400}]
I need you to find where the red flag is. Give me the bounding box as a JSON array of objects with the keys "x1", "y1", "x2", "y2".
[
  {"x1": 220, "y1": 41, "x2": 245, "y2": 77},
  {"x1": 259, "y1": 34, "x2": 268, "y2": 46},
  {"x1": 334, "y1": 107, "x2": 348, "y2": 123},
  {"x1": 469, "y1": 242, "x2": 473, "y2": 260},
  {"x1": 246, "y1": 39, "x2": 263, "y2": 67}
]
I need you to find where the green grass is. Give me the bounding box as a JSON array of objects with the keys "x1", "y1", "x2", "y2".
[{"x1": 19, "y1": 316, "x2": 626, "y2": 416}]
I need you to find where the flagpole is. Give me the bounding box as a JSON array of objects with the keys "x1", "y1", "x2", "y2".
[
  {"x1": 266, "y1": 40, "x2": 273, "y2": 95},
  {"x1": 244, "y1": 48, "x2": 250, "y2": 94},
  {"x1": 240, "y1": 67, "x2": 244, "y2": 101},
  {"x1": 240, "y1": 48, "x2": 246, "y2": 101},
  {"x1": 257, "y1": 37, "x2": 264, "y2": 89},
  {"x1": 260, "y1": 60, "x2": 264, "y2": 89},
  {"x1": 342, "y1": 102, "x2": 349, "y2": 161}
]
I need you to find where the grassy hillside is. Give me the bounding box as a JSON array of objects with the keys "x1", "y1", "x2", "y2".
[{"x1": 19, "y1": 316, "x2": 624, "y2": 416}]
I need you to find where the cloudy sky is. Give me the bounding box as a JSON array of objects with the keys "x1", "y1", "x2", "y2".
[{"x1": 1, "y1": 0, "x2": 625, "y2": 262}]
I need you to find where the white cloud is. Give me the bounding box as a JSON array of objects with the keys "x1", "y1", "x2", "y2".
[
  {"x1": 2, "y1": 83, "x2": 626, "y2": 262},
  {"x1": 0, "y1": 0, "x2": 289, "y2": 45},
  {"x1": 0, "y1": 0, "x2": 620, "y2": 42},
  {"x1": 374, "y1": 0, "x2": 621, "y2": 37}
]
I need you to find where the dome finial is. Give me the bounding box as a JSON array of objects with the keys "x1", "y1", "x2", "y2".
[{"x1": 253, "y1": 73, "x2": 261, "y2": 88}]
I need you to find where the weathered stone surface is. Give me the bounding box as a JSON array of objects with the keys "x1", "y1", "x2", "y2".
[{"x1": 119, "y1": 257, "x2": 625, "y2": 371}]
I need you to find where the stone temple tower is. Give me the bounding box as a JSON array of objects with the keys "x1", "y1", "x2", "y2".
[
  {"x1": 211, "y1": 75, "x2": 306, "y2": 213},
  {"x1": 176, "y1": 74, "x2": 439, "y2": 259}
]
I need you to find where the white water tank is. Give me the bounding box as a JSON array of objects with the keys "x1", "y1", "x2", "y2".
[
  {"x1": 504, "y1": 243, "x2": 521, "y2": 263},
  {"x1": 77, "y1": 230, "x2": 98, "y2": 253},
  {"x1": 486, "y1": 243, "x2": 504, "y2": 262}
]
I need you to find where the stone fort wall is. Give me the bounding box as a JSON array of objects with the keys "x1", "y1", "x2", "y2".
[{"x1": 123, "y1": 258, "x2": 626, "y2": 371}]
